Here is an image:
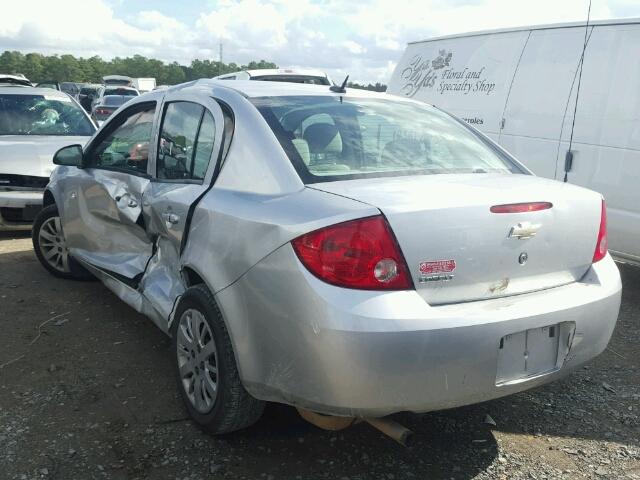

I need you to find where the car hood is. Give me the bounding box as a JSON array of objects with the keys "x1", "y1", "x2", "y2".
[{"x1": 0, "y1": 136, "x2": 90, "y2": 177}]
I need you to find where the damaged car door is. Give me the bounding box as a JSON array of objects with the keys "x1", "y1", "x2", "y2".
[
  {"x1": 139, "y1": 95, "x2": 226, "y2": 326},
  {"x1": 60, "y1": 101, "x2": 158, "y2": 282}
]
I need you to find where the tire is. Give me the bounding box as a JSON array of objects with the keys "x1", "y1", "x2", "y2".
[
  {"x1": 32, "y1": 204, "x2": 93, "y2": 280},
  {"x1": 172, "y1": 284, "x2": 265, "y2": 434}
]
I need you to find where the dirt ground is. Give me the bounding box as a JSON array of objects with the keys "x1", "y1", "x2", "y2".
[{"x1": 0, "y1": 231, "x2": 638, "y2": 480}]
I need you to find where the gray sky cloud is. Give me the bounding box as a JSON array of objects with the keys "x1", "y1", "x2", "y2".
[{"x1": 1, "y1": 0, "x2": 637, "y2": 83}]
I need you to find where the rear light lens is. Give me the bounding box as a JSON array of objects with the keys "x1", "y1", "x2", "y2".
[
  {"x1": 291, "y1": 216, "x2": 413, "y2": 290},
  {"x1": 593, "y1": 199, "x2": 608, "y2": 263},
  {"x1": 490, "y1": 202, "x2": 553, "y2": 213},
  {"x1": 95, "y1": 108, "x2": 110, "y2": 115}
]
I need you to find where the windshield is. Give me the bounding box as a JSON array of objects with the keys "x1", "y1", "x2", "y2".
[
  {"x1": 252, "y1": 75, "x2": 330, "y2": 85},
  {"x1": 252, "y1": 96, "x2": 520, "y2": 182},
  {"x1": 0, "y1": 94, "x2": 95, "y2": 136},
  {"x1": 104, "y1": 88, "x2": 138, "y2": 97}
]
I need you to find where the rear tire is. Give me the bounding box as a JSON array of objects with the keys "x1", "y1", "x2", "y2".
[
  {"x1": 32, "y1": 204, "x2": 93, "y2": 280},
  {"x1": 172, "y1": 284, "x2": 265, "y2": 434}
]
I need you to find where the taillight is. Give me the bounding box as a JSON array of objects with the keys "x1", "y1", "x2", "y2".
[
  {"x1": 95, "y1": 108, "x2": 110, "y2": 115},
  {"x1": 291, "y1": 216, "x2": 413, "y2": 290},
  {"x1": 490, "y1": 202, "x2": 553, "y2": 213},
  {"x1": 593, "y1": 199, "x2": 608, "y2": 263}
]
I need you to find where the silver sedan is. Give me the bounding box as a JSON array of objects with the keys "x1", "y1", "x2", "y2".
[{"x1": 32, "y1": 80, "x2": 621, "y2": 434}]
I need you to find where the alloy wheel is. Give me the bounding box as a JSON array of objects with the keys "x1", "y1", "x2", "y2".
[
  {"x1": 176, "y1": 308, "x2": 219, "y2": 414},
  {"x1": 38, "y1": 216, "x2": 71, "y2": 273}
]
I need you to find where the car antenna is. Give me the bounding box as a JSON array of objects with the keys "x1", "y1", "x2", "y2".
[
  {"x1": 330, "y1": 75, "x2": 349, "y2": 94},
  {"x1": 564, "y1": 0, "x2": 591, "y2": 183}
]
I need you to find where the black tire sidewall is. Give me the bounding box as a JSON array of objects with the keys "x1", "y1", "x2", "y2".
[{"x1": 171, "y1": 286, "x2": 235, "y2": 430}]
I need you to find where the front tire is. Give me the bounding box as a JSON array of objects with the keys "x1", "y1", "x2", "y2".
[
  {"x1": 32, "y1": 204, "x2": 93, "y2": 280},
  {"x1": 172, "y1": 284, "x2": 265, "y2": 434}
]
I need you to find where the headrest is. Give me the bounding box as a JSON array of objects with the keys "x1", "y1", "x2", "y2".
[
  {"x1": 302, "y1": 123, "x2": 342, "y2": 154},
  {"x1": 291, "y1": 139, "x2": 311, "y2": 165}
]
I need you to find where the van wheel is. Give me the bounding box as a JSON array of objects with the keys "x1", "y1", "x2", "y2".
[
  {"x1": 32, "y1": 204, "x2": 93, "y2": 280},
  {"x1": 172, "y1": 284, "x2": 265, "y2": 434}
]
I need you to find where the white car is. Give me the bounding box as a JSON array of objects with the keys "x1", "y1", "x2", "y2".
[
  {"x1": 0, "y1": 87, "x2": 95, "y2": 229},
  {"x1": 213, "y1": 68, "x2": 333, "y2": 85},
  {"x1": 388, "y1": 17, "x2": 640, "y2": 266}
]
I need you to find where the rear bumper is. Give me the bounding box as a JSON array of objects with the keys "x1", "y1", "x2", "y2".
[
  {"x1": 216, "y1": 245, "x2": 622, "y2": 417},
  {"x1": 0, "y1": 190, "x2": 43, "y2": 230}
]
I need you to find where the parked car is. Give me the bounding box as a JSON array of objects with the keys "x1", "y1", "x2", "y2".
[
  {"x1": 33, "y1": 80, "x2": 621, "y2": 435},
  {"x1": 90, "y1": 86, "x2": 139, "y2": 112},
  {"x1": 78, "y1": 84, "x2": 102, "y2": 112},
  {"x1": 0, "y1": 87, "x2": 95, "y2": 230},
  {"x1": 60, "y1": 82, "x2": 82, "y2": 100},
  {"x1": 213, "y1": 68, "x2": 333, "y2": 85},
  {"x1": 90, "y1": 94, "x2": 133, "y2": 126},
  {"x1": 0, "y1": 74, "x2": 32, "y2": 87},
  {"x1": 387, "y1": 18, "x2": 640, "y2": 267},
  {"x1": 35, "y1": 81, "x2": 61, "y2": 90}
]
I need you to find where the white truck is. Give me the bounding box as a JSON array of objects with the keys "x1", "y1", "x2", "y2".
[
  {"x1": 388, "y1": 18, "x2": 640, "y2": 266},
  {"x1": 131, "y1": 78, "x2": 156, "y2": 93}
]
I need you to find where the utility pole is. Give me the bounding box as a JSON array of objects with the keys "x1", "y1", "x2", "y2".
[{"x1": 218, "y1": 43, "x2": 223, "y2": 76}]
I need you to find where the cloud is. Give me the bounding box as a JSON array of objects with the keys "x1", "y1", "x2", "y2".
[{"x1": 0, "y1": 0, "x2": 635, "y2": 83}]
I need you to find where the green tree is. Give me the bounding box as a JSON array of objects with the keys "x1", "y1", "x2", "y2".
[
  {"x1": 0, "y1": 51, "x2": 25, "y2": 76},
  {"x1": 242, "y1": 60, "x2": 277, "y2": 70}
]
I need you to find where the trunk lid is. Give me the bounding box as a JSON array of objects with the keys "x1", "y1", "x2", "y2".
[{"x1": 310, "y1": 174, "x2": 602, "y2": 304}]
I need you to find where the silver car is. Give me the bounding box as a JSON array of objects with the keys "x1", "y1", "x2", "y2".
[
  {"x1": 32, "y1": 80, "x2": 621, "y2": 434},
  {"x1": 0, "y1": 87, "x2": 95, "y2": 230}
]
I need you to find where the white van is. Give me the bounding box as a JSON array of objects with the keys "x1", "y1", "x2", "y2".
[{"x1": 388, "y1": 18, "x2": 640, "y2": 266}]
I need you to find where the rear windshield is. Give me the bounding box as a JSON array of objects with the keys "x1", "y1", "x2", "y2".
[
  {"x1": 80, "y1": 87, "x2": 99, "y2": 95},
  {"x1": 252, "y1": 96, "x2": 519, "y2": 183},
  {"x1": 251, "y1": 75, "x2": 330, "y2": 85},
  {"x1": 0, "y1": 94, "x2": 95, "y2": 136},
  {"x1": 102, "y1": 95, "x2": 128, "y2": 107},
  {"x1": 104, "y1": 88, "x2": 138, "y2": 97}
]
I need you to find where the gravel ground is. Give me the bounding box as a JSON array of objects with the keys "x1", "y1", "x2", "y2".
[{"x1": 0, "y1": 231, "x2": 638, "y2": 480}]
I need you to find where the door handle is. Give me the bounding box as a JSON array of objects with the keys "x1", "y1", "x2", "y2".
[{"x1": 162, "y1": 212, "x2": 180, "y2": 225}]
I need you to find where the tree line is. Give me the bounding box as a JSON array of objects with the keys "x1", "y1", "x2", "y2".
[
  {"x1": 0, "y1": 50, "x2": 388, "y2": 90},
  {"x1": 0, "y1": 51, "x2": 277, "y2": 85}
]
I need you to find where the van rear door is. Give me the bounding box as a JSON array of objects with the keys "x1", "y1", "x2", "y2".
[
  {"x1": 498, "y1": 26, "x2": 594, "y2": 179},
  {"x1": 387, "y1": 30, "x2": 529, "y2": 140}
]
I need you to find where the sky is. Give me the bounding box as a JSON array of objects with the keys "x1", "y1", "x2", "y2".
[{"x1": 1, "y1": 0, "x2": 638, "y2": 83}]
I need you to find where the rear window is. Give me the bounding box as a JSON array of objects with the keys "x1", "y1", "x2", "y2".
[
  {"x1": 80, "y1": 87, "x2": 99, "y2": 95},
  {"x1": 0, "y1": 94, "x2": 95, "y2": 136},
  {"x1": 102, "y1": 96, "x2": 128, "y2": 107},
  {"x1": 252, "y1": 95, "x2": 520, "y2": 183},
  {"x1": 104, "y1": 88, "x2": 138, "y2": 97},
  {"x1": 251, "y1": 75, "x2": 330, "y2": 85}
]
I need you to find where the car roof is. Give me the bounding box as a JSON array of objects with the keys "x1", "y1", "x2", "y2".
[
  {"x1": 190, "y1": 79, "x2": 388, "y2": 99},
  {"x1": 0, "y1": 74, "x2": 33, "y2": 87},
  {"x1": 103, "y1": 85, "x2": 138, "y2": 91},
  {"x1": 0, "y1": 86, "x2": 73, "y2": 97}
]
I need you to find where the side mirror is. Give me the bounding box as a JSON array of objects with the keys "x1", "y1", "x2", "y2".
[{"x1": 53, "y1": 144, "x2": 83, "y2": 167}]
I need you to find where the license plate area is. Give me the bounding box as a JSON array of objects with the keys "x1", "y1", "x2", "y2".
[{"x1": 496, "y1": 322, "x2": 575, "y2": 386}]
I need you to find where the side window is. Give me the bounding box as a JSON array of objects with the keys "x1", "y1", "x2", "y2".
[
  {"x1": 192, "y1": 111, "x2": 215, "y2": 180},
  {"x1": 157, "y1": 102, "x2": 204, "y2": 180},
  {"x1": 88, "y1": 104, "x2": 155, "y2": 174}
]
